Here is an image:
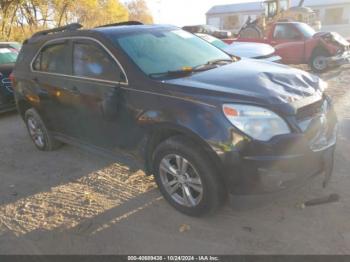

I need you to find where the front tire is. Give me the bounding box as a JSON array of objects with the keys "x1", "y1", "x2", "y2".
[
  {"x1": 25, "y1": 108, "x2": 62, "y2": 151},
  {"x1": 153, "y1": 136, "x2": 225, "y2": 216},
  {"x1": 310, "y1": 49, "x2": 330, "y2": 73}
]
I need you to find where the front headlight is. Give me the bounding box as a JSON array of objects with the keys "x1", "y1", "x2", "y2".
[{"x1": 223, "y1": 104, "x2": 291, "y2": 141}]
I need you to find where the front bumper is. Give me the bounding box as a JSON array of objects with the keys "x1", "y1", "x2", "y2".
[
  {"x1": 222, "y1": 99, "x2": 337, "y2": 195},
  {"x1": 0, "y1": 101, "x2": 16, "y2": 113},
  {"x1": 0, "y1": 93, "x2": 15, "y2": 114},
  {"x1": 327, "y1": 51, "x2": 350, "y2": 67},
  {"x1": 0, "y1": 81, "x2": 15, "y2": 113}
]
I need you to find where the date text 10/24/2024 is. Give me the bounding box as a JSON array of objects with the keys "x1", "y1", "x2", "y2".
[{"x1": 127, "y1": 256, "x2": 220, "y2": 261}]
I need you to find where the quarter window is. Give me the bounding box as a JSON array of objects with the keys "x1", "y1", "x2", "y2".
[
  {"x1": 73, "y1": 42, "x2": 124, "y2": 82},
  {"x1": 33, "y1": 43, "x2": 69, "y2": 74}
]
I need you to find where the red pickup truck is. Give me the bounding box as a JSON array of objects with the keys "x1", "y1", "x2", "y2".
[{"x1": 237, "y1": 22, "x2": 350, "y2": 73}]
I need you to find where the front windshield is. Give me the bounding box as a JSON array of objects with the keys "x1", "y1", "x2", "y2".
[
  {"x1": 0, "y1": 48, "x2": 18, "y2": 64},
  {"x1": 295, "y1": 23, "x2": 316, "y2": 38},
  {"x1": 198, "y1": 34, "x2": 228, "y2": 49},
  {"x1": 211, "y1": 39, "x2": 228, "y2": 50},
  {"x1": 112, "y1": 28, "x2": 231, "y2": 77}
]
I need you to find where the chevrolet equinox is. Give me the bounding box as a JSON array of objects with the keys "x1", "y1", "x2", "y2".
[{"x1": 12, "y1": 22, "x2": 337, "y2": 216}]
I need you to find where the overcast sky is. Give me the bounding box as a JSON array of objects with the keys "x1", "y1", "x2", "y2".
[{"x1": 132, "y1": 0, "x2": 261, "y2": 26}]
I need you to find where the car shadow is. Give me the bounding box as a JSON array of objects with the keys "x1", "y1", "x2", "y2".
[
  {"x1": 0, "y1": 109, "x2": 17, "y2": 118},
  {"x1": 0, "y1": 113, "x2": 147, "y2": 207}
]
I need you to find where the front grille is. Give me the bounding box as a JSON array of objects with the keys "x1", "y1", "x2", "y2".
[
  {"x1": 297, "y1": 99, "x2": 337, "y2": 151},
  {"x1": 296, "y1": 98, "x2": 324, "y2": 121},
  {"x1": 1, "y1": 77, "x2": 13, "y2": 94}
]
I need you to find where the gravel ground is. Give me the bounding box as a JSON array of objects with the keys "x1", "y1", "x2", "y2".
[{"x1": 0, "y1": 65, "x2": 350, "y2": 254}]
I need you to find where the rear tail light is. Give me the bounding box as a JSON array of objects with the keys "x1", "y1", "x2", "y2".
[{"x1": 9, "y1": 72, "x2": 16, "y2": 86}]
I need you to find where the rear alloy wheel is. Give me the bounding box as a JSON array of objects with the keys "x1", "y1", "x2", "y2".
[
  {"x1": 25, "y1": 108, "x2": 62, "y2": 151},
  {"x1": 153, "y1": 136, "x2": 225, "y2": 216},
  {"x1": 27, "y1": 116, "x2": 46, "y2": 149}
]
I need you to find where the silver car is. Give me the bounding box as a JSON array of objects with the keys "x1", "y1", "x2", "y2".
[{"x1": 196, "y1": 33, "x2": 281, "y2": 63}]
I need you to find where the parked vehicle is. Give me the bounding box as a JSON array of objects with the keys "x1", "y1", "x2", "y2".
[
  {"x1": 239, "y1": 0, "x2": 321, "y2": 39},
  {"x1": 239, "y1": 22, "x2": 350, "y2": 73},
  {"x1": 196, "y1": 33, "x2": 281, "y2": 63},
  {"x1": 183, "y1": 25, "x2": 232, "y2": 39},
  {"x1": 0, "y1": 47, "x2": 18, "y2": 113},
  {"x1": 0, "y1": 42, "x2": 22, "y2": 52},
  {"x1": 12, "y1": 23, "x2": 337, "y2": 216}
]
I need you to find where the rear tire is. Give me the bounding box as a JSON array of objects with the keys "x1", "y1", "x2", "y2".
[
  {"x1": 24, "y1": 108, "x2": 62, "y2": 151},
  {"x1": 239, "y1": 25, "x2": 263, "y2": 39},
  {"x1": 152, "y1": 136, "x2": 225, "y2": 216}
]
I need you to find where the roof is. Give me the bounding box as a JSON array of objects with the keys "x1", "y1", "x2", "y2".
[
  {"x1": 93, "y1": 24, "x2": 176, "y2": 35},
  {"x1": 207, "y1": 2, "x2": 263, "y2": 15},
  {"x1": 207, "y1": 0, "x2": 350, "y2": 15},
  {"x1": 26, "y1": 24, "x2": 176, "y2": 44}
]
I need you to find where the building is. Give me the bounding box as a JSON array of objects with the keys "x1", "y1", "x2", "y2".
[{"x1": 206, "y1": 0, "x2": 350, "y2": 37}]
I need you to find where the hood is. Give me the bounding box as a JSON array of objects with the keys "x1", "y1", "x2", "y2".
[
  {"x1": 165, "y1": 59, "x2": 323, "y2": 113},
  {"x1": 222, "y1": 42, "x2": 275, "y2": 58},
  {"x1": 314, "y1": 31, "x2": 350, "y2": 47}
]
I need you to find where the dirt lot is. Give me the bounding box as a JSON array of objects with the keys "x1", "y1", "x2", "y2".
[{"x1": 0, "y1": 66, "x2": 350, "y2": 255}]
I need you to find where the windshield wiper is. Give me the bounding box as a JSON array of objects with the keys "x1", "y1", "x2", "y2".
[
  {"x1": 205, "y1": 58, "x2": 234, "y2": 65},
  {"x1": 149, "y1": 69, "x2": 194, "y2": 78},
  {"x1": 149, "y1": 59, "x2": 234, "y2": 79},
  {"x1": 192, "y1": 58, "x2": 233, "y2": 71}
]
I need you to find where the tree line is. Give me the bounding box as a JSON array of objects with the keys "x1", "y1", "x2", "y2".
[{"x1": 0, "y1": 0, "x2": 154, "y2": 41}]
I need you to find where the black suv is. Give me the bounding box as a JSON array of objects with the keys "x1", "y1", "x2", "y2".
[{"x1": 12, "y1": 23, "x2": 337, "y2": 216}]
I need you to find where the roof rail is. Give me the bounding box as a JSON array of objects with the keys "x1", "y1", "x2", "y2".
[
  {"x1": 31, "y1": 23, "x2": 83, "y2": 38},
  {"x1": 96, "y1": 21, "x2": 143, "y2": 28}
]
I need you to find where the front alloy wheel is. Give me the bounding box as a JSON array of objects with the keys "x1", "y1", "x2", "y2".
[
  {"x1": 159, "y1": 154, "x2": 203, "y2": 207},
  {"x1": 153, "y1": 136, "x2": 225, "y2": 216}
]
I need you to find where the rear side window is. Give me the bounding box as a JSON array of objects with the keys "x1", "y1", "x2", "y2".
[
  {"x1": 73, "y1": 42, "x2": 124, "y2": 82},
  {"x1": 33, "y1": 43, "x2": 69, "y2": 74}
]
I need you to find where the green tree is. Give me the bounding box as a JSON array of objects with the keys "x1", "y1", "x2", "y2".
[
  {"x1": 0, "y1": 0, "x2": 129, "y2": 41},
  {"x1": 127, "y1": 0, "x2": 153, "y2": 24}
]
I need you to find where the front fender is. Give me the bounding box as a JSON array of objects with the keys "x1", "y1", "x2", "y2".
[{"x1": 136, "y1": 98, "x2": 238, "y2": 177}]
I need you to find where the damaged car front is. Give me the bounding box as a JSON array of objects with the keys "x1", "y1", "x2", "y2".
[
  {"x1": 315, "y1": 31, "x2": 350, "y2": 70},
  {"x1": 160, "y1": 55, "x2": 338, "y2": 194}
]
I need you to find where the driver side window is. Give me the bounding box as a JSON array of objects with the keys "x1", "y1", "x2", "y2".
[{"x1": 73, "y1": 41, "x2": 126, "y2": 83}]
